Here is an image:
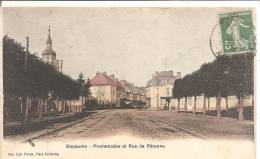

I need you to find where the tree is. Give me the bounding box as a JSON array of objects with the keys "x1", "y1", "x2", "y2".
[
  {"x1": 3, "y1": 35, "x2": 81, "y2": 99},
  {"x1": 76, "y1": 73, "x2": 91, "y2": 111},
  {"x1": 172, "y1": 52, "x2": 253, "y2": 120},
  {"x1": 3, "y1": 35, "x2": 84, "y2": 119},
  {"x1": 172, "y1": 79, "x2": 184, "y2": 111},
  {"x1": 77, "y1": 72, "x2": 85, "y2": 85}
]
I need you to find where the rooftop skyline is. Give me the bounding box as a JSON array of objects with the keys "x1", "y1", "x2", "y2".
[{"x1": 3, "y1": 7, "x2": 254, "y2": 86}]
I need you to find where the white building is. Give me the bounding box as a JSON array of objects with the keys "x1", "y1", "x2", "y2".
[{"x1": 146, "y1": 70, "x2": 181, "y2": 109}]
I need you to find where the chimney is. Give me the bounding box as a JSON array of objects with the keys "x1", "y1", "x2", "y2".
[
  {"x1": 170, "y1": 70, "x2": 173, "y2": 76},
  {"x1": 177, "y1": 72, "x2": 181, "y2": 79},
  {"x1": 110, "y1": 74, "x2": 115, "y2": 80},
  {"x1": 96, "y1": 71, "x2": 100, "y2": 76},
  {"x1": 153, "y1": 71, "x2": 159, "y2": 78},
  {"x1": 120, "y1": 80, "x2": 125, "y2": 86}
]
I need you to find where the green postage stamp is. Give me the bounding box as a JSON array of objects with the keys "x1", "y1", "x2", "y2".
[{"x1": 219, "y1": 10, "x2": 255, "y2": 55}]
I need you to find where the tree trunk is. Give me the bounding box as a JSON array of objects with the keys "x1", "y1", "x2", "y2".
[
  {"x1": 177, "y1": 98, "x2": 180, "y2": 112},
  {"x1": 168, "y1": 100, "x2": 171, "y2": 111},
  {"x1": 225, "y1": 96, "x2": 229, "y2": 110},
  {"x1": 207, "y1": 97, "x2": 210, "y2": 111},
  {"x1": 81, "y1": 96, "x2": 84, "y2": 112},
  {"x1": 238, "y1": 96, "x2": 244, "y2": 121},
  {"x1": 29, "y1": 97, "x2": 32, "y2": 119},
  {"x1": 56, "y1": 96, "x2": 59, "y2": 112},
  {"x1": 20, "y1": 96, "x2": 23, "y2": 115},
  {"x1": 25, "y1": 96, "x2": 30, "y2": 121},
  {"x1": 39, "y1": 99, "x2": 43, "y2": 118},
  {"x1": 193, "y1": 96, "x2": 197, "y2": 115},
  {"x1": 203, "y1": 95, "x2": 206, "y2": 116},
  {"x1": 73, "y1": 101, "x2": 75, "y2": 112},
  {"x1": 184, "y1": 97, "x2": 187, "y2": 112},
  {"x1": 45, "y1": 99, "x2": 48, "y2": 113},
  {"x1": 37, "y1": 98, "x2": 40, "y2": 113},
  {"x1": 217, "y1": 92, "x2": 221, "y2": 118},
  {"x1": 69, "y1": 100, "x2": 72, "y2": 112},
  {"x1": 62, "y1": 99, "x2": 65, "y2": 114}
]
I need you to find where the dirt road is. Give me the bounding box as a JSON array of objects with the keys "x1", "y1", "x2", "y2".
[
  {"x1": 6, "y1": 109, "x2": 254, "y2": 141},
  {"x1": 36, "y1": 109, "x2": 254, "y2": 141}
]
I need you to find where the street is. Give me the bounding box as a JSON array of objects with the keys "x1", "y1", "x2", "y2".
[{"x1": 6, "y1": 109, "x2": 253, "y2": 142}]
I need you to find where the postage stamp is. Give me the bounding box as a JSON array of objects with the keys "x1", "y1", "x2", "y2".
[{"x1": 219, "y1": 10, "x2": 255, "y2": 54}]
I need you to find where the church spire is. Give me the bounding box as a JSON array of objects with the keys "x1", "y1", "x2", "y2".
[
  {"x1": 48, "y1": 24, "x2": 50, "y2": 35},
  {"x1": 42, "y1": 25, "x2": 56, "y2": 57},
  {"x1": 46, "y1": 24, "x2": 52, "y2": 45}
]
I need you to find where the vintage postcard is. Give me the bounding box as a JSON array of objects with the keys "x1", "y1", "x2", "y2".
[{"x1": 0, "y1": 1, "x2": 259, "y2": 159}]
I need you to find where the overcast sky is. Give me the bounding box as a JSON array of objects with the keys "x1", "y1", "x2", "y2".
[{"x1": 3, "y1": 7, "x2": 253, "y2": 86}]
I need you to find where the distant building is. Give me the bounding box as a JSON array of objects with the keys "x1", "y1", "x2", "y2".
[
  {"x1": 42, "y1": 26, "x2": 63, "y2": 72},
  {"x1": 146, "y1": 70, "x2": 181, "y2": 109},
  {"x1": 120, "y1": 80, "x2": 146, "y2": 102},
  {"x1": 90, "y1": 72, "x2": 146, "y2": 108},
  {"x1": 90, "y1": 72, "x2": 123, "y2": 107}
]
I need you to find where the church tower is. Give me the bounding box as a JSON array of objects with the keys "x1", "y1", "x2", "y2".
[{"x1": 42, "y1": 25, "x2": 62, "y2": 72}]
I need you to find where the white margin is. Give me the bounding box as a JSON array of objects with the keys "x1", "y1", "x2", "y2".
[
  {"x1": 1, "y1": 1, "x2": 260, "y2": 159},
  {"x1": 255, "y1": 2, "x2": 260, "y2": 159},
  {"x1": 1, "y1": 1, "x2": 260, "y2": 8}
]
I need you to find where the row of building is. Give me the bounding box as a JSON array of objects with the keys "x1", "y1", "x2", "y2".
[
  {"x1": 89, "y1": 72, "x2": 146, "y2": 108},
  {"x1": 89, "y1": 70, "x2": 182, "y2": 109}
]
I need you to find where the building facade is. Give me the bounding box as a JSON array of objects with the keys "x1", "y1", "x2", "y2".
[
  {"x1": 42, "y1": 26, "x2": 63, "y2": 72},
  {"x1": 90, "y1": 72, "x2": 123, "y2": 107},
  {"x1": 90, "y1": 72, "x2": 146, "y2": 108},
  {"x1": 120, "y1": 80, "x2": 146, "y2": 102},
  {"x1": 146, "y1": 70, "x2": 181, "y2": 109}
]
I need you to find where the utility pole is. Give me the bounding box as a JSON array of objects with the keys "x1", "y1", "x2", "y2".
[
  {"x1": 25, "y1": 36, "x2": 29, "y2": 72},
  {"x1": 24, "y1": 36, "x2": 30, "y2": 122}
]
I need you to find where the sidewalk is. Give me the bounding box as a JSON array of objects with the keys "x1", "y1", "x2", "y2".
[
  {"x1": 4, "y1": 112, "x2": 85, "y2": 136},
  {"x1": 141, "y1": 110, "x2": 254, "y2": 140}
]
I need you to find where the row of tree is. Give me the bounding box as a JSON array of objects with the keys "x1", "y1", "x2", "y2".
[
  {"x1": 3, "y1": 35, "x2": 91, "y2": 100},
  {"x1": 172, "y1": 52, "x2": 253, "y2": 120}
]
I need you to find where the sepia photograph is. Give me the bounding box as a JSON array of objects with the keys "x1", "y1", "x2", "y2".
[{"x1": 0, "y1": 2, "x2": 258, "y2": 159}]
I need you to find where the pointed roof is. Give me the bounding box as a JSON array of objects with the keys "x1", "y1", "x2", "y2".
[
  {"x1": 90, "y1": 73, "x2": 123, "y2": 88},
  {"x1": 42, "y1": 25, "x2": 56, "y2": 56},
  {"x1": 46, "y1": 25, "x2": 52, "y2": 45}
]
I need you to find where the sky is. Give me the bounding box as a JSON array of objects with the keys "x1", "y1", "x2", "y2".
[{"x1": 3, "y1": 7, "x2": 253, "y2": 86}]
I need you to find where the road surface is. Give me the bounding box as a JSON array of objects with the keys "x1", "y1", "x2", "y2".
[{"x1": 6, "y1": 109, "x2": 254, "y2": 142}]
